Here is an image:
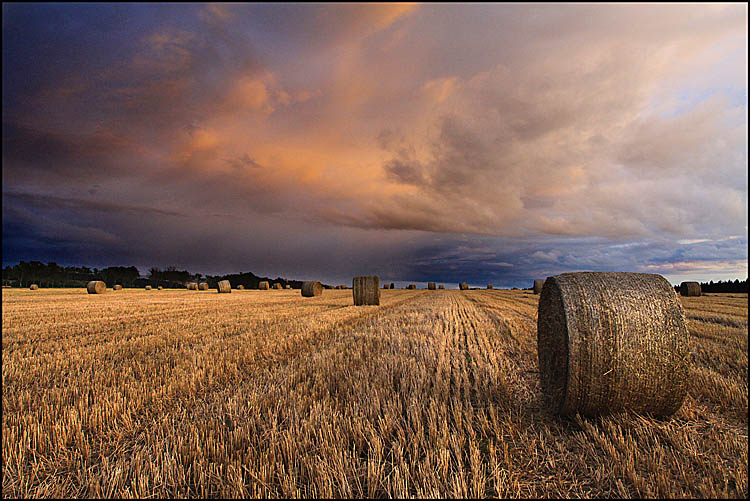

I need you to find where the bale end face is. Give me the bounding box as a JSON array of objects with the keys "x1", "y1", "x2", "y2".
[
  {"x1": 537, "y1": 271, "x2": 689, "y2": 417},
  {"x1": 87, "y1": 281, "x2": 106, "y2": 294},
  {"x1": 679, "y1": 281, "x2": 701, "y2": 297},
  {"x1": 217, "y1": 280, "x2": 232, "y2": 293},
  {"x1": 353, "y1": 276, "x2": 380, "y2": 305},
  {"x1": 301, "y1": 281, "x2": 323, "y2": 297}
]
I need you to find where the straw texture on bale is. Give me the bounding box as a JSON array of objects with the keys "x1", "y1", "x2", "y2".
[
  {"x1": 428, "y1": 282, "x2": 436, "y2": 290},
  {"x1": 487, "y1": 284, "x2": 493, "y2": 289},
  {"x1": 216, "y1": 280, "x2": 231, "y2": 293},
  {"x1": 301, "y1": 281, "x2": 323, "y2": 297},
  {"x1": 113, "y1": 285, "x2": 123, "y2": 291},
  {"x1": 187, "y1": 282, "x2": 198, "y2": 290},
  {"x1": 680, "y1": 281, "x2": 701, "y2": 297},
  {"x1": 198, "y1": 282, "x2": 209, "y2": 291},
  {"x1": 353, "y1": 276, "x2": 380, "y2": 306},
  {"x1": 237, "y1": 284, "x2": 244, "y2": 290},
  {"x1": 87, "y1": 281, "x2": 106, "y2": 294},
  {"x1": 533, "y1": 279, "x2": 545, "y2": 294},
  {"x1": 29, "y1": 284, "x2": 39, "y2": 290},
  {"x1": 259, "y1": 281, "x2": 269, "y2": 290},
  {"x1": 537, "y1": 271, "x2": 689, "y2": 417},
  {"x1": 145, "y1": 285, "x2": 152, "y2": 290},
  {"x1": 438, "y1": 285, "x2": 445, "y2": 289},
  {"x1": 273, "y1": 283, "x2": 282, "y2": 290},
  {"x1": 459, "y1": 282, "x2": 469, "y2": 290}
]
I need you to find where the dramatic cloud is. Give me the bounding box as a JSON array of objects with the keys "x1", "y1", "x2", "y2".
[{"x1": 2, "y1": 3, "x2": 747, "y2": 285}]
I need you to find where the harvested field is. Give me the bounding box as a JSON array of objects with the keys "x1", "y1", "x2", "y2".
[{"x1": 2, "y1": 288, "x2": 747, "y2": 498}]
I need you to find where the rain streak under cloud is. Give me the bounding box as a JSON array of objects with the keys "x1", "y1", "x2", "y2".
[{"x1": 2, "y1": 3, "x2": 747, "y2": 287}]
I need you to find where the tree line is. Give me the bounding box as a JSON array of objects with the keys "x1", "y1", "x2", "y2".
[
  {"x1": 1, "y1": 261, "x2": 309, "y2": 289},
  {"x1": 673, "y1": 279, "x2": 747, "y2": 294}
]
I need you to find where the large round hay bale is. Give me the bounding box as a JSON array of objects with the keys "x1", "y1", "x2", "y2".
[
  {"x1": 353, "y1": 276, "x2": 380, "y2": 305},
  {"x1": 273, "y1": 283, "x2": 282, "y2": 290},
  {"x1": 459, "y1": 282, "x2": 469, "y2": 290},
  {"x1": 217, "y1": 280, "x2": 231, "y2": 293},
  {"x1": 237, "y1": 284, "x2": 245, "y2": 290},
  {"x1": 145, "y1": 285, "x2": 152, "y2": 290},
  {"x1": 198, "y1": 282, "x2": 209, "y2": 291},
  {"x1": 428, "y1": 282, "x2": 436, "y2": 290},
  {"x1": 438, "y1": 284, "x2": 445, "y2": 289},
  {"x1": 259, "y1": 281, "x2": 269, "y2": 290},
  {"x1": 29, "y1": 284, "x2": 39, "y2": 290},
  {"x1": 87, "y1": 281, "x2": 106, "y2": 294},
  {"x1": 679, "y1": 281, "x2": 701, "y2": 297},
  {"x1": 533, "y1": 279, "x2": 545, "y2": 294},
  {"x1": 301, "y1": 281, "x2": 323, "y2": 297},
  {"x1": 487, "y1": 284, "x2": 493, "y2": 289},
  {"x1": 187, "y1": 282, "x2": 198, "y2": 290},
  {"x1": 537, "y1": 271, "x2": 689, "y2": 417},
  {"x1": 113, "y1": 284, "x2": 123, "y2": 291}
]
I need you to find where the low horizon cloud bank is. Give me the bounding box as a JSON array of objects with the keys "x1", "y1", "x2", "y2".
[{"x1": 3, "y1": 3, "x2": 747, "y2": 286}]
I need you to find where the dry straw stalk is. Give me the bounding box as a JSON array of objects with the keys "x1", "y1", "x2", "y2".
[
  {"x1": 353, "y1": 276, "x2": 380, "y2": 306},
  {"x1": 301, "y1": 281, "x2": 323, "y2": 297},
  {"x1": 217, "y1": 280, "x2": 232, "y2": 293},
  {"x1": 537, "y1": 271, "x2": 689, "y2": 417},
  {"x1": 680, "y1": 281, "x2": 702, "y2": 297},
  {"x1": 87, "y1": 281, "x2": 106, "y2": 294}
]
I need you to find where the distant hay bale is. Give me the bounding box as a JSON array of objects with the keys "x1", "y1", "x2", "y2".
[
  {"x1": 438, "y1": 284, "x2": 445, "y2": 289},
  {"x1": 533, "y1": 279, "x2": 545, "y2": 294},
  {"x1": 353, "y1": 276, "x2": 380, "y2": 305},
  {"x1": 113, "y1": 285, "x2": 123, "y2": 291},
  {"x1": 537, "y1": 271, "x2": 689, "y2": 417},
  {"x1": 680, "y1": 281, "x2": 701, "y2": 297},
  {"x1": 285, "y1": 284, "x2": 291, "y2": 289},
  {"x1": 237, "y1": 284, "x2": 244, "y2": 290},
  {"x1": 87, "y1": 281, "x2": 106, "y2": 294},
  {"x1": 487, "y1": 284, "x2": 493, "y2": 289},
  {"x1": 512, "y1": 287, "x2": 519, "y2": 290},
  {"x1": 259, "y1": 281, "x2": 269, "y2": 290},
  {"x1": 187, "y1": 282, "x2": 198, "y2": 290},
  {"x1": 217, "y1": 280, "x2": 231, "y2": 293},
  {"x1": 301, "y1": 281, "x2": 323, "y2": 297},
  {"x1": 383, "y1": 284, "x2": 389, "y2": 289},
  {"x1": 29, "y1": 284, "x2": 39, "y2": 290},
  {"x1": 199, "y1": 282, "x2": 209, "y2": 291},
  {"x1": 273, "y1": 283, "x2": 282, "y2": 290},
  {"x1": 389, "y1": 283, "x2": 395, "y2": 289},
  {"x1": 428, "y1": 282, "x2": 436, "y2": 290},
  {"x1": 145, "y1": 285, "x2": 152, "y2": 290},
  {"x1": 407, "y1": 284, "x2": 416, "y2": 290},
  {"x1": 459, "y1": 282, "x2": 469, "y2": 290},
  {"x1": 158, "y1": 286, "x2": 163, "y2": 290}
]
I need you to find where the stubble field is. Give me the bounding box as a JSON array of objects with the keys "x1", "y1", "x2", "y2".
[{"x1": 2, "y1": 287, "x2": 747, "y2": 498}]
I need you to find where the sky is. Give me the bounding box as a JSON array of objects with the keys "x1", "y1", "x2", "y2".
[{"x1": 2, "y1": 3, "x2": 748, "y2": 288}]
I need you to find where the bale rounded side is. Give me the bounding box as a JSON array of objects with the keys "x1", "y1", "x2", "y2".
[
  {"x1": 459, "y1": 282, "x2": 469, "y2": 290},
  {"x1": 353, "y1": 276, "x2": 380, "y2": 305},
  {"x1": 301, "y1": 281, "x2": 323, "y2": 297},
  {"x1": 198, "y1": 282, "x2": 209, "y2": 291},
  {"x1": 273, "y1": 283, "x2": 282, "y2": 290},
  {"x1": 533, "y1": 279, "x2": 545, "y2": 294},
  {"x1": 29, "y1": 284, "x2": 39, "y2": 290},
  {"x1": 113, "y1": 284, "x2": 123, "y2": 291},
  {"x1": 187, "y1": 282, "x2": 198, "y2": 290},
  {"x1": 259, "y1": 281, "x2": 269, "y2": 290},
  {"x1": 428, "y1": 282, "x2": 436, "y2": 290},
  {"x1": 87, "y1": 281, "x2": 106, "y2": 294},
  {"x1": 537, "y1": 271, "x2": 689, "y2": 417},
  {"x1": 438, "y1": 284, "x2": 445, "y2": 289},
  {"x1": 217, "y1": 280, "x2": 231, "y2": 293},
  {"x1": 145, "y1": 285, "x2": 152, "y2": 290},
  {"x1": 679, "y1": 281, "x2": 701, "y2": 297},
  {"x1": 237, "y1": 284, "x2": 245, "y2": 290}
]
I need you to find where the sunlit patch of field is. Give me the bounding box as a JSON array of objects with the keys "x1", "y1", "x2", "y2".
[{"x1": 2, "y1": 288, "x2": 747, "y2": 498}]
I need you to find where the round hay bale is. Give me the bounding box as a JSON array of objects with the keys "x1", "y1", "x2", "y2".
[
  {"x1": 259, "y1": 281, "x2": 269, "y2": 290},
  {"x1": 273, "y1": 283, "x2": 282, "y2": 290},
  {"x1": 389, "y1": 283, "x2": 395, "y2": 289},
  {"x1": 487, "y1": 284, "x2": 493, "y2": 289},
  {"x1": 145, "y1": 285, "x2": 152, "y2": 290},
  {"x1": 533, "y1": 279, "x2": 545, "y2": 294},
  {"x1": 428, "y1": 282, "x2": 436, "y2": 290},
  {"x1": 459, "y1": 282, "x2": 469, "y2": 290},
  {"x1": 217, "y1": 280, "x2": 231, "y2": 293},
  {"x1": 187, "y1": 282, "x2": 198, "y2": 290},
  {"x1": 87, "y1": 281, "x2": 106, "y2": 294},
  {"x1": 512, "y1": 287, "x2": 519, "y2": 290},
  {"x1": 198, "y1": 282, "x2": 209, "y2": 291},
  {"x1": 679, "y1": 281, "x2": 701, "y2": 297},
  {"x1": 285, "y1": 284, "x2": 291, "y2": 289},
  {"x1": 301, "y1": 281, "x2": 323, "y2": 297},
  {"x1": 237, "y1": 284, "x2": 245, "y2": 290},
  {"x1": 158, "y1": 286, "x2": 163, "y2": 290},
  {"x1": 438, "y1": 284, "x2": 445, "y2": 289},
  {"x1": 29, "y1": 284, "x2": 39, "y2": 290},
  {"x1": 537, "y1": 271, "x2": 689, "y2": 417},
  {"x1": 113, "y1": 284, "x2": 123, "y2": 291},
  {"x1": 353, "y1": 276, "x2": 380, "y2": 305},
  {"x1": 407, "y1": 284, "x2": 416, "y2": 290}
]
